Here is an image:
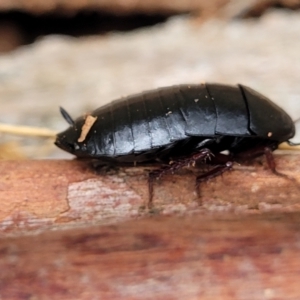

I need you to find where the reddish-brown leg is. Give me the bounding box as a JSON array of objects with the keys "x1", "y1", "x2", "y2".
[
  {"x1": 196, "y1": 144, "x2": 283, "y2": 198},
  {"x1": 196, "y1": 161, "x2": 233, "y2": 193},
  {"x1": 234, "y1": 144, "x2": 289, "y2": 178},
  {"x1": 263, "y1": 147, "x2": 285, "y2": 177},
  {"x1": 148, "y1": 148, "x2": 212, "y2": 207}
]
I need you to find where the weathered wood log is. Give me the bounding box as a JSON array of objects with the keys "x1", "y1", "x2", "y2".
[
  {"x1": 0, "y1": 213, "x2": 300, "y2": 299},
  {"x1": 0, "y1": 153, "x2": 300, "y2": 235}
]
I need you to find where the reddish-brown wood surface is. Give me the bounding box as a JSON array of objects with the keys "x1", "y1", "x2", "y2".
[
  {"x1": 1, "y1": 213, "x2": 300, "y2": 299},
  {"x1": 0, "y1": 154, "x2": 300, "y2": 299},
  {"x1": 0, "y1": 153, "x2": 300, "y2": 235}
]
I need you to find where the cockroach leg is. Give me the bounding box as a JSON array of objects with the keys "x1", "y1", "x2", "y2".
[
  {"x1": 196, "y1": 161, "x2": 233, "y2": 196},
  {"x1": 235, "y1": 144, "x2": 288, "y2": 178},
  {"x1": 263, "y1": 146, "x2": 290, "y2": 179},
  {"x1": 148, "y1": 148, "x2": 213, "y2": 207}
]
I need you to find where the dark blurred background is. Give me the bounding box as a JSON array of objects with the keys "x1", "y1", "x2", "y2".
[{"x1": 0, "y1": 0, "x2": 299, "y2": 158}]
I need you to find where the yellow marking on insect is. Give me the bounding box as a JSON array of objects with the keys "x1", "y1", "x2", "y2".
[{"x1": 77, "y1": 115, "x2": 98, "y2": 143}]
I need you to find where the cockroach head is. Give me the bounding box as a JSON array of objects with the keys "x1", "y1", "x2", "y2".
[{"x1": 55, "y1": 108, "x2": 95, "y2": 157}]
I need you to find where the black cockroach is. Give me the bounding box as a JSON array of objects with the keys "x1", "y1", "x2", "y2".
[{"x1": 55, "y1": 83, "x2": 296, "y2": 205}]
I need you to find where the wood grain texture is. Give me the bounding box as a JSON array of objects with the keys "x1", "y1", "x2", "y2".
[
  {"x1": 0, "y1": 153, "x2": 300, "y2": 235},
  {"x1": 0, "y1": 213, "x2": 300, "y2": 299},
  {"x1": 0, "y1": 154, "x2": 300, "y2": 299}
]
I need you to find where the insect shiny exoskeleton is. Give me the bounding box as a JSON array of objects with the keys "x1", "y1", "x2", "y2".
[{"x1": 55, "y1": 83, "x2": 295, "y2": 205}]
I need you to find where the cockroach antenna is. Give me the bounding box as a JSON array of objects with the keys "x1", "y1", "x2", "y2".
[{"x1": 59, "y1": 107, "x2": 75, "y2": 126}]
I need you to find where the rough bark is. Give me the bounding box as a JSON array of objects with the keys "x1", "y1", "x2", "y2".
[
  {"x1": 1, "y1": 154, "x2": 300, "y2": 299},
  {"x1": 0, "y1": 153, "x2": 300, "y2": 235}
]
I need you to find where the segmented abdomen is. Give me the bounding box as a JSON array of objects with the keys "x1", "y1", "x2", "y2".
[{"x1": 90, "y1": 84, "x2": 257, "y2": 156}]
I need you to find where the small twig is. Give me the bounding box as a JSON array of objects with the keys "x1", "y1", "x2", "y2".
[{"x1": 0, "y1": 123, "x2": 56, "y2": 138}]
